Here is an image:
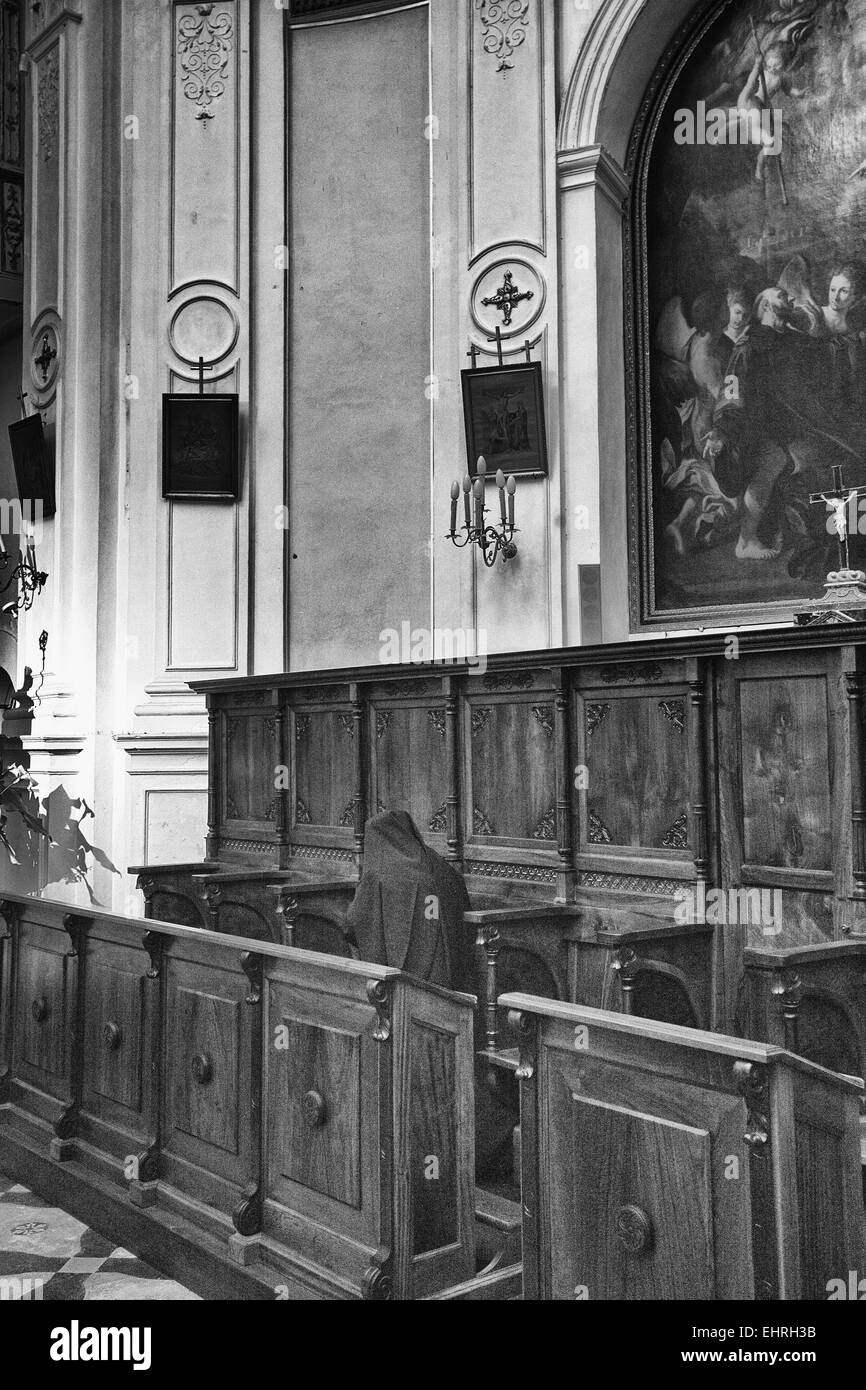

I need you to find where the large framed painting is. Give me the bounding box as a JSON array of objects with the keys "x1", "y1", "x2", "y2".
[{"x1": 630, "y1": 0, "x2": 866, "y2": 628}]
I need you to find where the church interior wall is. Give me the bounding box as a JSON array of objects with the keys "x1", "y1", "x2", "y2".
[{"x1": 4, "y1": 0, "x2": 700, "y2": 906}]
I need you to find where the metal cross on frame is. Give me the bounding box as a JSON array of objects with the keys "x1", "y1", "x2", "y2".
[
  {"x1": 809, "y1": 464, "x2": 866, "y2": 573},
  {"x1": 481, "y1": 270, "x2": 533, "y2": 328},
  {"x1": 34, "y1": 333, "x2": 57, "y2": 383}
]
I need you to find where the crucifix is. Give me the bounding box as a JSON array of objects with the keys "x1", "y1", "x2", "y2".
[
  {"x1": 481, "y1": 270, "x2": 533, "y2": 328},
  {"x1": 34, "y1": 333, "x2": 57, "y2": 383},
  {"x1": 798, "y1": 464, "x2": 866, "y2": 624},
  {"x1": 17, "y1": 390, "x2": 29, "y2": 419},
  {"x1": 809, "y1": 465, "x2": 866, "y2": 573}
]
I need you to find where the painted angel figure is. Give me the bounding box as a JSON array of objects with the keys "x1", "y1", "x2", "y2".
[{"x1": 778, "y1": 254, "x2": 866, "y2": 412}]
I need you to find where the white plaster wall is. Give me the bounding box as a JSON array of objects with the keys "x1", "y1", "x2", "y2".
[{"x1": 0, "y1": 0, "x2": 711, "y2": 910}]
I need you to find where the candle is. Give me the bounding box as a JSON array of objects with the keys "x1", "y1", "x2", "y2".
[
  {"x1": 450, "y1": 481, "x2": 459, "y2": 535},
  {"x1": 496, "y1": 469, "x2": 507, "y2": 524},
  {"x1": 462, "y1": 475, "x2": 472, "y2": 529},
  {"x1": 473, "y1": 477, "x2": 484, "y2": 533},
  {"x1": 506, "y1": 475, "x2": 516, "y2": 528},
  {"x1": 476, "y1": 455, "x2": 487, "y2": 480}
]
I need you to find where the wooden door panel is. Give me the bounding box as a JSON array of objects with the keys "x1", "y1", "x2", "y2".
[
  {"x1": 738, "y1": 676, "x2": 832, "y2": 872},
  {"x1": 543, "y1": 1051, "x2": 752, "y2": 1300},
  {"x1": 409, "y1": 1020, "x2": 458, "y2": 1256},
  {"x1": 271, "y1": 1018, "x2": 361, "y2": 1208},
  {"x1": 16, "y1": 939, "x2": 67, "y2": 1087},
  {"x1": 167, "y1": 988, "x2": 240, "y2": 1155},
  {"x1": 84, "y1": 963, "x2": 143, "y2": 1113}
]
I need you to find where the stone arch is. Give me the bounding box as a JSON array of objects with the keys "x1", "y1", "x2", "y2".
[{"x1": 556, "y1": 0, "x2": 712, "y2": 640}]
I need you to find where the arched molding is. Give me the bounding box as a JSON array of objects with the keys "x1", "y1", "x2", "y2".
[
  {"x1": 557, "y1": 0, "x2": 697, "y2": 165},
  {"x1": 555, "y1": 0, "x2": 711, "y2": 641}
]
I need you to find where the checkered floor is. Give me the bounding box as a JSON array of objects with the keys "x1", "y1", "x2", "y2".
[{"x1": 0, "y1": 1170, "x2": 199, "y2": 1300}]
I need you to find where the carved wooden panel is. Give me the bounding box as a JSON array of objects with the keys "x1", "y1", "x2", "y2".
[
  {"x1": 578, "y1": 693, "x2": 689, "y2": 851},
  {"x1": 293, "y1": 710, "x2": 354, "y2": 829},
  {"x1": 791, "y1": 1072, "x2": 863, "y2": 1302},
  {"x1": 165, "y1": 977, "x2": 240, "y2": 1159},
  {"x1": 562, "y1": 1084, "x2": 715, "y2": 1300},
  {"x1": 15, "y1": 928, "x2": 68, "y2": 1091},
  {"x1": 223, "y1": 711, "x2": 275, "y2": 824},
  {"x1": 372, "y1": 703, "x2": 448, "y2": 834},
  {"x1": 409, "y1": 1020, "x2": 458, "y2": 1255},
  {"x1": 270, "y1": 1018, "x2": 361, "y2": 1208},
  {"x1": 84, "y1": 963, "x2": 143, "y2": 1114},
  {"x1": 467, "y1": 698, "x2": 555, "y2": 841},
  {"x1": 738, "y1": 677, "x2": 832, "y2": 873}
]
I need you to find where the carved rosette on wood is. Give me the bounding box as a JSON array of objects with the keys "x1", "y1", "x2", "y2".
[
  {"x1": 586, "y1": 703, "x2": 610, "y2": 738},
  {"x1": 531, "y1": 806, "x2": 556, "y2": 841},
  {"x1": 531, "y1": 705, "x2": 553, "y2": 738},
  {"x1": 177, "y1": 4, "x2": 234, "y2": 122},
  {"x1": 587, "y1": 809, "x2": 612, "y2": 845},
  {"x1": 658, "y1": 700, "x2": 685, "y2": 733},
  {"x1": 427, "y1": 709, "x2": 446, "y2": 740},
  {"x1": 661, "y1": 813, "x2": 689, "y2": 851}
]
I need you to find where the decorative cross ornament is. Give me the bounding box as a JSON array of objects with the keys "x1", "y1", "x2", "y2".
[
  {"x1": 34, "y1": 333, "x2": 57, "y2": 383},
  {"x1": 481, "y1": 270, "x2": 533, "y2": 328},
  {"x1": 797, "y1": 464, "x2": 866, "y2": 625}
]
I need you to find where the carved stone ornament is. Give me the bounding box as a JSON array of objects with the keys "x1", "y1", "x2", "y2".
[
  {"x1": 474, "y1": 0, "x2": 530, "y2": 72},
  {"x1": 177, "y1": 4, "x2": 234, "y2": 122},
  {"x1": 37, "y1": 50, "x2": 59, "y2": 162}
]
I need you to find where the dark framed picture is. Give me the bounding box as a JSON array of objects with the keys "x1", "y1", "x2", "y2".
[
  {"x1": 461, "y1": 362, "x2": 548, "y2": 479},
  {"x1": 162, "y1": 394, "x2": 239, "y2": 500},
  {"x1": 8, "y1": 414, "x2": 55, "y2": 519},
  {"x1": 629, "y1": 0, "x2": 866, "y2": 630}
]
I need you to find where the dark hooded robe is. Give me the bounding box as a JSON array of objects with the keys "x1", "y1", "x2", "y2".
[
  {"x1": 347, "y1": 812, "x2": 516, "y2": 1179},
  {"x1": 346, "y1": 811, "x2": 473, "y2": 992}
]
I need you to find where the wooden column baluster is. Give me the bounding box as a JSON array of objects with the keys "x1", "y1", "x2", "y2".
[
  {"x1": 554, "y1": 668, "x2": 575, "y2": 903},
  {"x1": 206, "y1": 702, "x2": 220, "y2": 860},
  {"x1": 687, "y1": 660, "x2": 710, "y2": 884},
  {"x1": 350, "y1": 683, "x2": 366, "y2": 878},
  {"x1": 135, "y1": 930, "x2": 166, "y2": 1192},
  {"x1": 0, "y1": 901, "x2": 20, "y2": 1106},
  {"x1": 772, "y1": 970, "x2": 803, "y2": 1055},
  {"x1": 479, "y1": 926, "x2": 502, "y2": 1051},
  {"x1": 233, "y1": 953, "x2": 264, "y2": 1238},
  {"x1": 273, "y1": 703, "x2": 290, "y2": 869},
  {"x1": 845, "y1": 669, "x2": 866, "y2": 901},
  {"x1": 444, "y1": 677, "x2": 461, "y2": 866},
  {"x1": 52, "y1": 914, "x2": 91, "y2": 1157}
]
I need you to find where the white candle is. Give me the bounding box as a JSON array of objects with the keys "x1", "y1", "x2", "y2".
[
  {"x1": 450, "y1": 481, "x2": 459, "y2": 535},
  {"x1": 473, "y1": 477, "x2": 484, "y2": 533},
  {"x1": 496, "y1": 469, "x2": 507, "y2": 524},
  {"x1": 462, "y1": 475, "x2": 472, "y2": 529},
  {"x1": 506, "y1": 475, "x2": 516, "y2": 527}
]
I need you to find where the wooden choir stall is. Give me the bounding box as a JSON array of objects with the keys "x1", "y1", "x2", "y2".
[{"x1": 3, "y1": 624, "x2": 866, "y2": 1297}]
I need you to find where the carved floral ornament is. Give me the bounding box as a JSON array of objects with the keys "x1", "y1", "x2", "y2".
[
  {"x1": 474, "y1": 0, "x2": 530, "y2": 73},
  {"x1": 37, "y1": 49, "x2": 59, "y2": 162},
  {"x1": 177, "y1": 4, "x2": 234, "y2": 122}
]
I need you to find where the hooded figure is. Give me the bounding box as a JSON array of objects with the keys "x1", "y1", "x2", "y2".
[{"x1": 346, "y1": 811, "x2": 473, "y2": 992}]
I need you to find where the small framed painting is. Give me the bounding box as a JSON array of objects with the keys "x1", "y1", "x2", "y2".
[
  {"x1": 8, "y1": 414, "x2": 56, "y2": 519},
  {"x1": 461, "y1": 362, "x2": 548, "y2": 479},
  {"x1": 162, "y1": 394, "x2": 239, "y2": 500}
]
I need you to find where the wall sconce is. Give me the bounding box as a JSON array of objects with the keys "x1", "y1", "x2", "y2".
[
  {"x1": 447, "y1": 456, "x2": 517, "y2": 567},
  {"x1": 0, "y1": 527, "x2": 48, "y2": 616}
]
